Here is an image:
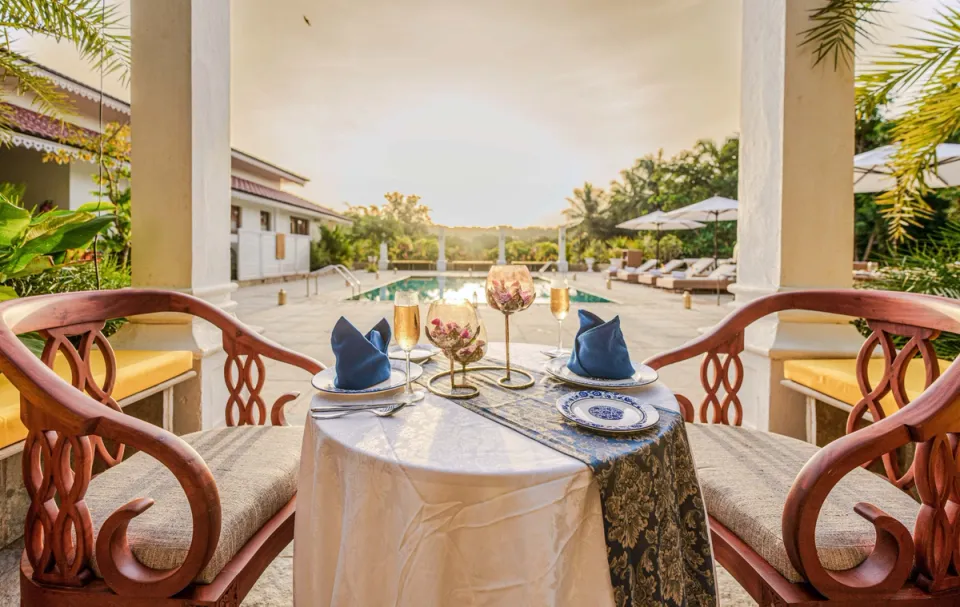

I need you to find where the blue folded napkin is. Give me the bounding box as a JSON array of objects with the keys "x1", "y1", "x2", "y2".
[
  {"x1": 567, "y1": 310, "x2": 635, "y2": 380},
  {"x1": 331, "y1": 317, "x2": 392, "y2": 390}
]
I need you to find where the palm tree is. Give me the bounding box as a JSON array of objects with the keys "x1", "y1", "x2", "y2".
[
  {"x1": 564, "y1": 183, "x2": 611, "y2": 243},
  {"x1": 0, "y1": 0, "x2": 130, "y2": 142},
  {"x1": 803, "y1": 1, "x2": 960, "y2": 241}
]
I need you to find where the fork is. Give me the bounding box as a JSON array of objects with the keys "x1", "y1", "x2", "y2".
[{"x1": 310, "y1": 399, "x2": 412, "y2": 420}]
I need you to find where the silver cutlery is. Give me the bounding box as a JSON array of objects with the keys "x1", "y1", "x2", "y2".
[
  {"x1": 310, "y1": 399, "x2": 406, "y2": 413},
  {"x1": 310, "y1": 399, "x2": 412, "y2": 419}
]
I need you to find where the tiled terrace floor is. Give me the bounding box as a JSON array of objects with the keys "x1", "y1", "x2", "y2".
[{"x1": 0, "y1": 270, "x2": 754, "y2": 605}]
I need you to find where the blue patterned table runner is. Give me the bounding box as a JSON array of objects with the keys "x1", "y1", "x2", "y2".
[{"x1": 425, "y1": 360, "x2": 716, "y2": 607}]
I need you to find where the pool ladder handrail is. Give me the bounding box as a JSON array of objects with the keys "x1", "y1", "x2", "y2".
[{"x1": 306, "y1": 264, "x2": 361, "y2": 297}]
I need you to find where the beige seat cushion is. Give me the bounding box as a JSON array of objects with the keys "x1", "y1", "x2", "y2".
[
  {"x1": 86, "y1": 425, "x2": 303, "y2": 584},
  {"x1": 686, "y1": 423, "x2": 919, "y2": 583}
]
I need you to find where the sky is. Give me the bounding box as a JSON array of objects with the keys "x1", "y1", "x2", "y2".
[{"x1": 10, "y1": 0, "x2": 949, "y2": 227}]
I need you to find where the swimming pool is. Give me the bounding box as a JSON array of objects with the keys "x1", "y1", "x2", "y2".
[{"x1": 351, "y1": 276, "x2": 613, "y2": 304}]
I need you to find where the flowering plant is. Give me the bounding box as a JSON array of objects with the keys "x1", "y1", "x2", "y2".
[
  {"x1": 427, "y1": 317, "x2": 483, "y2": 358},
  {"x1": 485, "y1": 278, "x2": 535, "y2": 314}
]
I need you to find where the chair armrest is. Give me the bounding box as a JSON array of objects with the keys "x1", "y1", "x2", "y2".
[
  {"x1": 11, "y1": 351, "x2": 221, "y2": 598},
  {"x1": 780, "y1": 413, "x2": 917, "y2": 599}
]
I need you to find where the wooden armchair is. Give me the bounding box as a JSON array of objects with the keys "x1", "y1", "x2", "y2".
[
  {"x1": 0, "y1": 289, "x2": 323, "y2": 607},
  {"x1": 645, "y1": 289, "x2": 960, "y2": 606}
]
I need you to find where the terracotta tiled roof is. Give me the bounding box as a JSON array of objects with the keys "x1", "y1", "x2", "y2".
[
  {"x1": 5, "y1": 103, "x2": 348, "y2": 223},
  {"x1": 3, "y1": 102, "x2": 100, "y2": 141},
  {"x1": 232, "y1": 176, "x2": 348, "y2": 222}
]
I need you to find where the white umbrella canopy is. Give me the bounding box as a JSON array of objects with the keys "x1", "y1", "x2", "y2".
[
  {"x1": 663, "y1": 196, "x2": 738, "y2": 222},
  {"x1": 616, "y1": 210, "x2": 704, "y2": 265},
  {"x1": 854, "y1": 143, "x2": 960, "y2": 194},
  {"x1": 616, "y1": 210, "x2": 705, "y2": 231},
  {"x1": 663, "y1": 196, "x2": 738, "y2": 304}
]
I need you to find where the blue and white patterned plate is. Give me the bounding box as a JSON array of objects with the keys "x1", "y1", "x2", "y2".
[
  {"x1": 544, "y1": 357, "x2": 658, "y2": 389},
  {"x1": 311, "y1": 360, "x2": 424, "y2": 395},
  {"x1": 555, "y1": 390, "x2": 660, "y2": 433}
]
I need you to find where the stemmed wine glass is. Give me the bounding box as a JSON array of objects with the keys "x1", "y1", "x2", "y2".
[
  {"x1": 425, "y1": 299, "x2": 484, "y2": 398},
  {"x1": 485, "y1": 265, "x2": 535, "y2": 388},
  {"x1": 545, "y1": 279, "x2": 571, "y2": 358},
  {"x1": 393, "y1": 291, "x2": 425, "y2": 403}
]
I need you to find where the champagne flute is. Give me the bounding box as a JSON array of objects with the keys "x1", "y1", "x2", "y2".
[
  {"x1": 394, "y1": 292, "x2": 425, "y2": 403},
  {"x1": 547, "y1": 279, "x2": 571, "y2": 357}
]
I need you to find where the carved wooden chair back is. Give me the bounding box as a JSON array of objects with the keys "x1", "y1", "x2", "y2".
[
  {"x1": 0, "y1": 289, "x2": 323, "y2": 595},
  {"x1": 645, "y1": 289, "x2": 960, "y2": 599}
]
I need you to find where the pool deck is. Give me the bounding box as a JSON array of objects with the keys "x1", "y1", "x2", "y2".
[{"x1": 0, "y1": 270, "x2": 754, "y2": 606}]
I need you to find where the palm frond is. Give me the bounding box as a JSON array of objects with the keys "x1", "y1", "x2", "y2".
[
  {"x1": 0, "y1": 0, "x2": 130, "y2": 80},
  {"x1": 0, "y1": 49, "x2": 72, "y2": 119},
  {"x1": 860, "y1": 6, "x2": 960, "y2": 241},
  {"x1": 800, "y1": 0, "x2": 888, "y2": 69}
]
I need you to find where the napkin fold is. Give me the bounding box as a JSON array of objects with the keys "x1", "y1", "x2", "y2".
[
  {"x1": 567, "y1": 310, "x2": 635, "y2": 380},
  {"x1": 331, "y1": 317, "x2": 392, "y2": 390}
]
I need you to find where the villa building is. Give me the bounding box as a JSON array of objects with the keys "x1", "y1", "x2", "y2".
[{"x1": 0, "y1": 61, "x2": 349, "y2": 282}]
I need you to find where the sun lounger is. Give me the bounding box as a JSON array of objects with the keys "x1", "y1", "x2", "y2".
[
  {"x1": 637, "y1": 259, "x2": 688, "y2": 285},
  {"x1": 656, "y1": 263, "x2": 737, "y2": 292},
  {"x1": 616, "y1": 259, "x2": 657, "y2": 282}
]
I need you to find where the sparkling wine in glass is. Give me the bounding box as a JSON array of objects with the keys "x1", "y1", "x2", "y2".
[
  {"x1": 548, "y1": 280, "x2": 571, "y2": 357},
  {"x1": 394, "y1": 292, "x2": 424, "y2": 403}
]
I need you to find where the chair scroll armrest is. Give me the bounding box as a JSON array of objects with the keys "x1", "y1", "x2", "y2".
[
  {"x1": 222, "y1": 329, "x2": 323, "y2": 427},
  {"x1": 781, "y1": 417, "x2": 916, "y2": 599},
  {"x1": 92, "y1": 412, "x2": 222, "y2": 598}
]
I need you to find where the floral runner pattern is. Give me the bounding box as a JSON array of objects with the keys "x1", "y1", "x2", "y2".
[{"x1": 421, "y1": 360, "x2": 716, "y2": 607}]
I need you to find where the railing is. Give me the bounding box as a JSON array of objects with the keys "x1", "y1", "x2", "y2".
[{"x1": 306, "y1": 264, "x2": 361, "y2": 297}]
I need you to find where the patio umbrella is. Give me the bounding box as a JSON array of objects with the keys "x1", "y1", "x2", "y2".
[
  {"x1": 664, "y1": 196, "x2": 738, "y2": 304},
  {"x1": 616, "y1": 210, "x2": 704, "y2": 266},
  {"x1": 854, "y1": 143, "x2": 960, "y2": 193}
]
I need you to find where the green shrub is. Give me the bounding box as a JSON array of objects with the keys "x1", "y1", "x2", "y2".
[
  {"x1": 856, "y1": 223, "x2": 960, "y2": 359},
  {"x1": 311, "y1": 225, "x2": 354, "y2": 270},
  {"x1": 6, "y1": 260, "x2": 131, "y2": 337}
]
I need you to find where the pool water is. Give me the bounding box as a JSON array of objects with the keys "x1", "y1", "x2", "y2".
[{"x1": 351, "y1": 276, "x2": 612, "y2": 304}]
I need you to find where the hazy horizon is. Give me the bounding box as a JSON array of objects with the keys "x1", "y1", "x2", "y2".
[{"x1": 11, "y1": 0, "x2": 946, "y2": 228}]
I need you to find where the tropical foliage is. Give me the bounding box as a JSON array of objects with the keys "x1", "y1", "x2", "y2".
[
  {"x1": 858, "y1": 222, "x2": 960, "y2": 359},
  {"x1": 0, "y1": 0, "x2": 129, "y2": 143},
  {"x1": 564, "y1": 136, "x2": 739, "y2": 260},
  {"x1": 0, "y1": 182, "x2": 113, "y2": 300},
  {"x1": 42, "y1": 121, "x2": 132, "y2": 266},
  {"x1": 804, "y1": 1, "x2": 960, "y2": 241}
]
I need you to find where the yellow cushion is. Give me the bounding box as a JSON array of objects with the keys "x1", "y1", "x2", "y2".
[
  {"x1": 783, "y1": 357, "x2": 953, "y2": 417},
  {"x1": 0, "y1": 350, "x2": 193, "y2": 450}
]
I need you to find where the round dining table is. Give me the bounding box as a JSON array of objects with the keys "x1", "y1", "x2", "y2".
[{"x1": 294, "y1": 342, "x2": 683, "y2": 607}]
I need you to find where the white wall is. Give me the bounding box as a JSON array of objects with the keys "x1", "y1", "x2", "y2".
[
  {"x1": 0, "y1": 146, "x2": 70, "y2": 209},
  {"x1": 233, "y1": 196, "x2": 312, "y2": 280},
  {"x1": 68, "y1": 160, "x2": 99, "y2": 209}
]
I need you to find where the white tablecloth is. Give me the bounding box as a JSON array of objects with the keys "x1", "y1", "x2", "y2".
[{"x1": 294, "y1": 343, "x2": 680, "y2": 607}]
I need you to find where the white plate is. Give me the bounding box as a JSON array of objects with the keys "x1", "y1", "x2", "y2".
[
  {"x1": 544, "y1": 357, "x2": 658, "y2": 389},
  {"x1": 389, "y1": 344, "x2": 441, "y2": 363},
  {"x1": 556, "y1": 390, "x2": 660, "y2": 433},
  {"x1": 312, "y1": 360, "x2": 424, "y2": 395}
]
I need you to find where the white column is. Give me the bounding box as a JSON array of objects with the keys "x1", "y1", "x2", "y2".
[
  {"x1": 436, "y1": 227, "x2": 447, "y2": 272},
  {"x1": 557, "y1": 226, "x2": 568, "y2": 273},
  {"x1": 497, "y1": 228, "x2": 506, "y2": 265},
  {"x1": 731, "y1": 0, "x2": 861, "y2": 438},
  {"x1": 112, "y1": 0, "x2": 234, "y2": 431},
  {"x1": 378, "y1": 241, "x2": 389, "y2": 271}
]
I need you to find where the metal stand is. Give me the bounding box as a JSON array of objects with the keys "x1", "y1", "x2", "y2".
[
  {"x1": 498, "y1": 314, "x2": 535, "y2": 389},
  {"x1": 426, "y1": 364, "x2": 534, "y2": 399}
]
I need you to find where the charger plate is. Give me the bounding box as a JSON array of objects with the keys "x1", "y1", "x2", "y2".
[
  {"x1": 312, "y1": 360, "x2": 423, "y2": 395},
  {"x1": 544, "y1": 357, "x2": 658, "y2": 389}
]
